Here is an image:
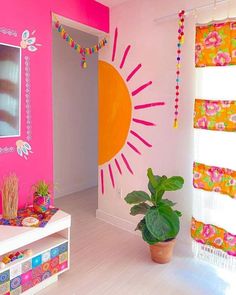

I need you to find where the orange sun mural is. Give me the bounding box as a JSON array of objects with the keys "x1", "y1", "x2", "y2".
[{"x1": 99, "y1": 28, "x2": 165, "y2": 194}]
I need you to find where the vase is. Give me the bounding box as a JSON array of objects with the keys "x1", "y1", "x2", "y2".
[
  {"x1": 33, "y1": 194, "x2": 50, "y2": 214},
  {"x1": 149, "y1": 239, "x2": 176, "y2": 264}
]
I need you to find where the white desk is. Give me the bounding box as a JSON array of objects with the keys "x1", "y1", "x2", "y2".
[{"x1": 0, "y1": 210, "x2": 71, "y2": 295}]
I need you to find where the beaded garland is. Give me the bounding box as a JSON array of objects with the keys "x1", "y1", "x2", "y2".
[
  {"x1": 174, "y1": 10, "x2": 185, "y2": 128},
  {"x1": 54, "y1": 19, "x2": 107, "y2": 69}
]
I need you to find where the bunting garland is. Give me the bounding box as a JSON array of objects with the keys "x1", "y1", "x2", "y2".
[
  {"x1": 173, "y1": 10, "x2": 185, "y2": 128},
  {"x1": 54, "y1": 19, "x2": 108, "y2": 69}
]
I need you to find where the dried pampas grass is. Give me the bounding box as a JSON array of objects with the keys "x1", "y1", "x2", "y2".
[{"x1": 1, "y1": 174, "x2": 19, "y2": 219}]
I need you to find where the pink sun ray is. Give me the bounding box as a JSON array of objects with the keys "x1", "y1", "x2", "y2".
[
  {"x1": 126, "y1": 64, "x2": 142, "y2": 82},
  {"x1": 132, "y1": 81, "x2": 152, "y2": 96},
  {"x1": 108, "y1": 163, "x2": 115, "y2": 188},
  {"x1": 120, "y1": 45, "x2": 131, "y2": 69},
  {"x1": 127, "y1": 141, "x2": 141, "y2": 155},
  {"x1": 112, "y1": 27, "x2": 118, "y2": 62},
  {"x1": 132, "y1": 118, "x2": 156, "y2": 126},
  {"x1": 121, "y1": 153, "x2": 134, "y2": 175},
  {"x1": 115, "y1": 158, "x2": 122, "y2": 175},
  {"x1": 130, "y1": 130, "x2": 152, "y2": 147},
  {"x1": 134, "y1": 101, "x2": 165, "y2": 110},
  {"x1": 100, "y1": 169, "x2": 104, "y2": 195}
]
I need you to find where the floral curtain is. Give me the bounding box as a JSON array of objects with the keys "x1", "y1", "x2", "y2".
[
  {"x1": 195, "y1": 21, "x2": 236, "y2": 67},
  {"x1": 192, "y1": 20, "x2": 236, "y2": 270},
  {"x1": 194, "y1": 99, "x2": 236, "y2": 131}
]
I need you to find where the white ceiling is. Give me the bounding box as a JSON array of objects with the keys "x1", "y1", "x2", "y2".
[{"x1": 95, "y1": 0, "x2": 129, "y2": 7}]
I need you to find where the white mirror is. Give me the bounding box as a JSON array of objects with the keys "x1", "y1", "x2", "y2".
[{"x1": 0, "y1": 43, "x2": 21, "y2": 137}]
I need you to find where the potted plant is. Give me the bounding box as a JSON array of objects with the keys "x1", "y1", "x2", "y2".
[
  {"x1": 33, "y1": 180, "x2": 51, "y2": 214},
  {"x1": 124, "y1": 168, "x2": 184, "y2": 263}
]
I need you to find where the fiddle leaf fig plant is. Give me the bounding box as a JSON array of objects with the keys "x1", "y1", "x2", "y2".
[{"x1": 124, "y1": 168, "x2": 184, "y2": 245}]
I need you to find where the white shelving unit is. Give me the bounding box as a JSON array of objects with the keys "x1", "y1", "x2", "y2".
[{"x1": 0, "y1": 210, "x2": 71, "y2": 295}]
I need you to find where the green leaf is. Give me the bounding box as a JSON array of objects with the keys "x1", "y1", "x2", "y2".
[
  {"x1": 160, "y1": 176, "x2": 184, "y2": 191},
  {"x1": 130, "y1": 203, "x2": 151, "y2": 216},
  {"x1": 140, "y1": 219, "x2": 160, "y2": 245},
  {"x1": 175, "y1": 210, "x2": 182, "y2": 217},
  {"x1": 159, "y1": 199, "x2": 176, "y2": 207},
  {"x1": 148, "y1": 175, "x2": 162, "y2": 194},
  {"x1": 154, "y1": 190, "x2": 165, "y2": 204},
  {"x1": 147, "y1": 168, "x2": 159, "y2": 189},
  {"x1": 135, "y1": 219, "x2": 145, "y2": 231},
  {"x1": 124, "y1": 191, "x2": 151, "y2": 204},
  {"x1": 145, "y1": 206, "x2": 180, "y2": 241}
]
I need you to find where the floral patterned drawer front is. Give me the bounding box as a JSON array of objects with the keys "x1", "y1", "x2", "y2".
[
  {"x1": 194, "y1": 99, "x2": 236, "y2": 132},
  {"x1": 191, "y1": 217, "x2": 236, "y2": 256},
  {"x1": 0, "y1": 242, "x2": 68, "y2": 295},
  {"x1": 193, "y1": 162, "x2": 236, "y2": 198}
]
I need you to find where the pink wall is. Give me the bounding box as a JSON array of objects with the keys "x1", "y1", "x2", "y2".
[{"x1": 0, "y1": 0, "x2": 109, "y2": 211}]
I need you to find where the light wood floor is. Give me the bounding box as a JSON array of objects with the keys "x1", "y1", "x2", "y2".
[{"x1": 38, "y1": 187, "x2": 232, "y2": 295}]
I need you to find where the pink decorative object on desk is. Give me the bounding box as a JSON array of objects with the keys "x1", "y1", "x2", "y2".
[
  {"x1": 32, "y1": 180, "x2": 51, "y2": 214},
  {"x1": 33, "y1": 194, "x2": 50, "y2": 214}
]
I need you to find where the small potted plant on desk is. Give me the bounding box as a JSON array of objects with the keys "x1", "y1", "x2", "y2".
[
  {"x1": 124, "y1": 168, "x2": 184, "y2": 263},
  {"x1": 33, "y1": 180, "x2": 51, "y2": 214}
]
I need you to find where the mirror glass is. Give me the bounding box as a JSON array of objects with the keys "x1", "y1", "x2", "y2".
[{"x1": 0, "y1": 43, "x2": 21, "y2": 137}]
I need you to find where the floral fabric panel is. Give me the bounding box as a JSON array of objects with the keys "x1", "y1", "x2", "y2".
[
  {"x1": 195, "y1": 21, "x2": 236, "y2": 67},
  {"x1": 193, "y1": 162, "x2": 236, "y2": 198},
  {"x1": 191, "y1": 217, "x2": 236, "y2": 256},
  {"x1": 194, "y1": 99, "x2": 236, "y2": 131}
]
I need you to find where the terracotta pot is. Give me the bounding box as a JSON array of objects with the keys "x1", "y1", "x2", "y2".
[{"x1": 149, "y1": 239, "x2": 176, "y2": 264}]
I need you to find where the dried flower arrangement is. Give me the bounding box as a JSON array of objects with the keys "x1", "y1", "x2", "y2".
[{"x1": 1, "y1": 174, "x2": 19, "y2": 219}]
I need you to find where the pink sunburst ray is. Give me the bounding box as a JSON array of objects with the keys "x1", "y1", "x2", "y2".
[
  {"x1": 112, "y1": 27, "x2": 118, "y2": 62},
  {"x1": 115, "y1": 158, "x2": 122, "y2": 175},
  {"x1": 132, "y1": 118, "x2": 156, "y2": 126},
  {"x1": 108, "y1": 163, "x2": 115, "y2": 188},
  {"x1": 130, "y1": 130, "x2": 152, "y2": 147},
  {"x1": 120, "y1": 45, "x2": 131, "y2": 69},
  {"x1": 100, "y1": 169, "x2": 104, "y2": 195},
  {"x1": 121, "y1": 153, "x2": 134, "y2": 175},
  {"x1": 134, "y1": 101, "x2": 165, "y2": 110},
  {"x1": 132, "y1": 81, "x2": 152, "y2": 96},
  {"x1": 127, "y1": 141, "x2": 141, "y2": 155},
  {"x1": 126, "y1": 64, "x2": 142, "y2": 82}
]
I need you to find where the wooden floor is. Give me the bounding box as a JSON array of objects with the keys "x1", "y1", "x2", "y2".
[{"x1": 38, "y1": 187, "x2": 233, "y2": 295}]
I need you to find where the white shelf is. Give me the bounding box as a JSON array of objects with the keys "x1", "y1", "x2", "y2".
[
  {"x1": 0, "y1": 209, "x2": 71, "y2": 294},
  {"x1": 0, "y1": 233, "x2": 68, "y2": 271},
  {"x1": 0, "y1": 209, "x2": 71, "y2": 256}
]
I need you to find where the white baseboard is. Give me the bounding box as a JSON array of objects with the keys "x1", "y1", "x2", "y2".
[
  {"x1": 55, "y1": 183, "x2": 97, "y2": 198},
  {"x1": 96, "y1": 209, "x2": 139, "y2": 235}
]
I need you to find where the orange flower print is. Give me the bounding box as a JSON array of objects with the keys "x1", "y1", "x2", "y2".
[
  {"x1": 222, "y1": 101, "x2": 231, "y2": 108},
  {"x1": 197, "y1": 117, "x2": 208, "y2": 129},
  {"x1": 204, "y1": 101, "x2": 220, "y2": 116},
  {"x1": 207, "y1": 167, "x2": 223, "y2": 182},
  {"x1": 214, "y1": 237, "x2": 223, "y2": 246},
  {"x1": 215, "y1": 122, "x2": 225, "y2": 131},
  {"x1": 213, "y1": 51, "x2": 231, "y2": 66},
  {"x1": 203, "y1": 224, "x2": 215, "y2": 238},
  {"x1": 205, "y1": 31, "x2": 222, "y2": 48},
  {"x1": 224, "y1": 233, "x2": 236, "y2": 246}
]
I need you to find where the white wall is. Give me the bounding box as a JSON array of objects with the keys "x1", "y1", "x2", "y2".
[
  {"x1": 97, "y1": 0, "x2": 236, "y2": 245},
  {"x1": 53, "y1": 26, "x2": 98, "y2": 198}
]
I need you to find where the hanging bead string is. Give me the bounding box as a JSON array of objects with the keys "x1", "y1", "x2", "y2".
[
  {"x1": 54, "y1": 18, "x2": 108, "y2": 69},
  {"x1": 174, "y1": 10, "x2": 185, "y2": 128}
]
